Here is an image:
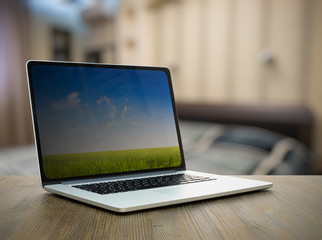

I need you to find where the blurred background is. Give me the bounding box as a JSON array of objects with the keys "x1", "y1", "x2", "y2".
[{"x1": 0, "y1": 0, "x2": 321, "y2": 174}]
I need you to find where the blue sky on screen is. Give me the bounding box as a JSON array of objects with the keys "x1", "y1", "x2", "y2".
[{"x1": 32, "y1": 65, "x2": 179, "y2": 155}]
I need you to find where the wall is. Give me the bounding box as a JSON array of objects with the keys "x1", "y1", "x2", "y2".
[
  {"x1": 116, "y1": 0, "x2": 322, "y2": 165},
  {"x1": 29, "y1": 6, "x2": 84, "y2": 62},
  {"x1": 307, "y1": 0, "x2": 322, "y2": 169}
]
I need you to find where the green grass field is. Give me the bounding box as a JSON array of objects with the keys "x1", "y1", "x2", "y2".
[{"x1": 42, "y1": 146, "x2": 182, "y2": 179}]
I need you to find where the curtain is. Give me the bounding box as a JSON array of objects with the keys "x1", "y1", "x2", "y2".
[{"x1": 0, "y1": 0, "x2": 34, "y2": 147}]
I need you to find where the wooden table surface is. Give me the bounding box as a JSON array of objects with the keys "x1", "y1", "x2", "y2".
[{"x1": 0, "y1": 175, "x2": 321, "y2": 240}]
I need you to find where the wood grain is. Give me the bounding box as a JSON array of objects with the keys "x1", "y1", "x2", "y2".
[{"x1": 0, "y1": 175, "x2": 321, "y2": 240}]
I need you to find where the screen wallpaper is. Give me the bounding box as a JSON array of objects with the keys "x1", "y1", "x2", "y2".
[{"x1": 31, "y1": 64, "x2": 182, "y2": 179}]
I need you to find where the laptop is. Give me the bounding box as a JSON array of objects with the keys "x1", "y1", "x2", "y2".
[{"x1": 26, "y1": 60, "x2": 272, "y2": 213}]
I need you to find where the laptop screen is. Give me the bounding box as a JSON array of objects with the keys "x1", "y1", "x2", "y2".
[{"x1": 27, "y1": 61, "x2": 184, "y2": 181}]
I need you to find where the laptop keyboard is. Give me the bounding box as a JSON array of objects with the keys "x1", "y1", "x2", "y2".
[{"x1": 72, "y1": 174, "x2": 216, "y2": 195}]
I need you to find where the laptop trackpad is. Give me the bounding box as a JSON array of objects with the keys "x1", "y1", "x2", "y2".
[{"x1": 151, "y1": 183, "x2": 212, "y2": 198}]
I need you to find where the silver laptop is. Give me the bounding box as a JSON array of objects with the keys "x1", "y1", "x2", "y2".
[{"x1": 26, "y1": 60, "x2": 272, "y2": 213}]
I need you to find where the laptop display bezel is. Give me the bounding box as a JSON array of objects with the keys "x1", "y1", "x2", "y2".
[{"x1": 26, "y1": 60, "x2": 186, "y2": 185}]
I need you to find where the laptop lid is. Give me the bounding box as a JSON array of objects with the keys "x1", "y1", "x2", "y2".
[{"x1": 26, "y1": 61, "x2": 186, "y2": 185}]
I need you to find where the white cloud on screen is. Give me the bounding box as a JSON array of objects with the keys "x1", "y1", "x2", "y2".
[
  {"x1": 51, "y1": 92, "x2": 81, "y2": 111},
  {"x1": 97, "y1": 95, "x2": 117, "y2": 119},
  {"x1": 96, "y1": 96, "x2": 111, "y2": 105},
  {"x1": 121, "y1": 105, "x2": 128, "y2": 120}
]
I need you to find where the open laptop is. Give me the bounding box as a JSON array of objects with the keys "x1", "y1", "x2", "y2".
[{"x1": 26, "y1": 60, "x2": 272, "y2": 213}]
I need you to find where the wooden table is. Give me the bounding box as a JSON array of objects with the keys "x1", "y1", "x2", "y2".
[{"x1": 0, "y1": 176, "x2": 321, "y2": 240}]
